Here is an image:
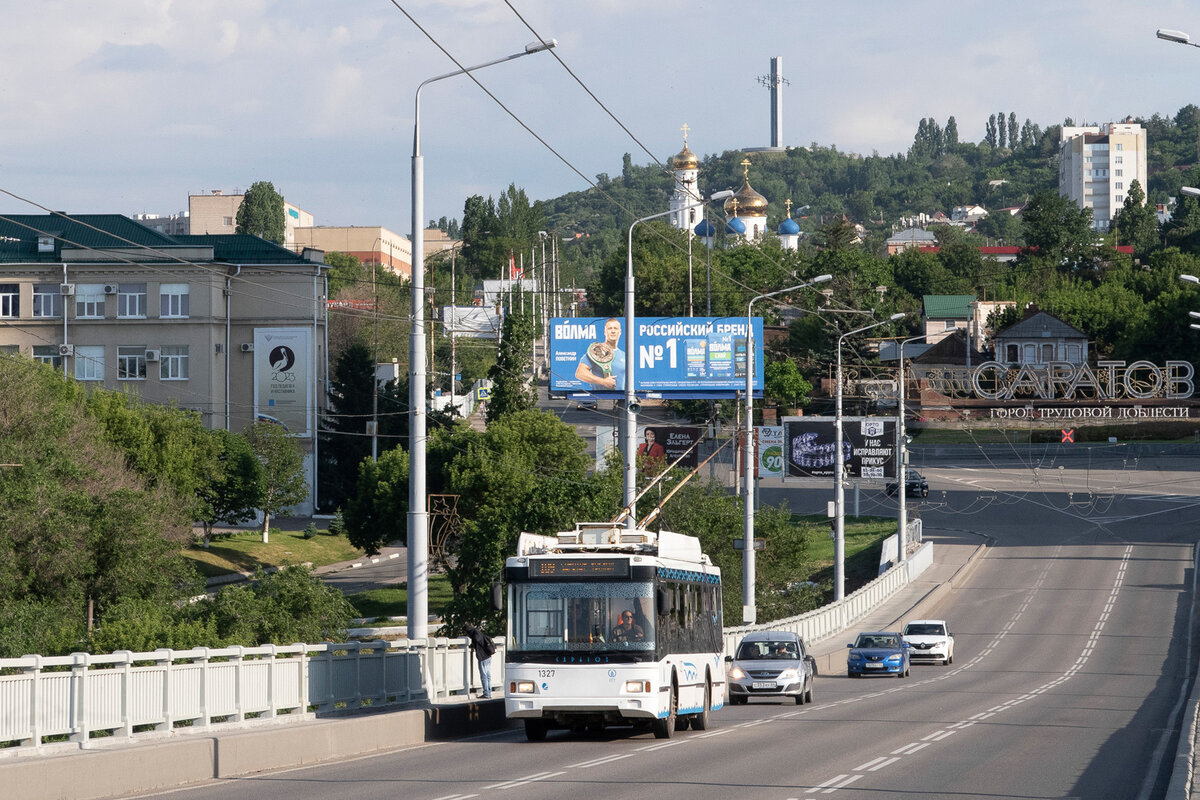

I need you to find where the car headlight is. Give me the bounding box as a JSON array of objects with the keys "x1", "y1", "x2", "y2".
[
  {"x1": 885, "y1": 654, "x2": 902, "y2": 663},
  {"x1": 728, "y1": 665, "x2": 746, "y2": 680},
  {"x1": 777, "y1": 668, "x2": 800, "y2": 682},
  {"x1": 847, "y1": 653, "x2": 864, "y2": 662}
]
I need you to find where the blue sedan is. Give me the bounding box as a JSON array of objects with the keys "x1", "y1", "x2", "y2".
[{"x1": 846, "y1": 631, "x2": 911, "y2": 677}]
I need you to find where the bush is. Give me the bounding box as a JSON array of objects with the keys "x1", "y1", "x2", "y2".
[
  {"x1": 302, "y1": 523, "x2": 319, "y2": 540},
  {"x1": 328, "y1": 510, "x2": 346, "y2": 537}
]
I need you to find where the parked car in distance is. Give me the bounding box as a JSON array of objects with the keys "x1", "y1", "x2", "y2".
[
  {"x1": 886, "y1": 469, "x2": 928, "y2": 498},
  {"x1": 727, "y1": 630, "x2": 816, "y2": 705},
  {"x1": 902, "y1": 619, "x2": 954, "y2": 665},
  {"x1": 846, "y1": 631, "x2": 910, "y2": 677}
]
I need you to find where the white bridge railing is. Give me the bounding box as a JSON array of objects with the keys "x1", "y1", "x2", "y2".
[{"x1": 0, "y1": 638, "x2": 500, "y2": 753}]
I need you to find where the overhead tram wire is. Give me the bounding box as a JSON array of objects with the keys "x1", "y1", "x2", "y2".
[{"x1": 390, "y1": 3, "x2": 862, "y2": 316}]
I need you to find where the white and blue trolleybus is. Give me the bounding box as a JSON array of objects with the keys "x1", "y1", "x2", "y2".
[{"x1": 502, "y1": 522, "x2": 724, "y2": 741}]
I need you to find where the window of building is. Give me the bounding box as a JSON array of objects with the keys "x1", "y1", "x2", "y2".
[
  {"x1": 159, "y1": 345, "x2": 189, "y2": 381},
  {"x1": 1116, "y1": 143, "x2": 1124, "y2": 151},
  {"x1": 944, "y1": 320, "x2": 957, "y2": 331},
  {"x1": 1006, "y1": 344, "x2": 1019, "y2": 362},
  {"x1": 1115, "y1": 182, "x2": 1123, "y2": 190},
  {"x1": 1115, "y1": 169, "x2": 1123, "y2": 177},
  {"x1": 1040, "y1": 343, "x2": 1054, "y2": 362},
  {"x1": 118, "y1": 283, "x2": 147, "y2": 318},
  {"x1": 0, "y1": 344, "x2": 18, "y2": 355},
  {"x1": 32, "y1": 284, "x2": 63, "y2": 318},
  {"x1": 1023, "y1": 343, "x2": 1037, "y2": 363},
  {"x1": 0, "y1": 283, "x2": 18, "y2": 317},
  {"x1": 117, "y1": 346, "x2": 147, "y2": 380},
  {"x1": 223, "y1": 216, "x2": 234, "y2": 226},
  {"x1": 1116, "y1": 195, "x2": 1124, "y2": 204},
  {"x1": 75, "y1": 284, "x2": 106, "y2": 319},
  {"x1": 74, "y1": 345, "x2": 105, "y2": 381},
  {"x1": 1067, "y1": 344, "x2": 1081, "y2": 362},
  {"x1": 1115, "y1": 155, "x2": 1123, "y2": 164},
  {"x1": 32, "y1": 345, "x2": 62, "y2": 370},
  {"x1": 159, "y1": 283, "x2": 190, "y2": 318}
]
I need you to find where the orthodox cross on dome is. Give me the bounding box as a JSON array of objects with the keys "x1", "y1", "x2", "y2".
[
  {"x1": 785, "y1": 198, "x2": 793, "y2": 217},
  {"x1": 741, "y1": 158, "x2": 752, "y2": 180},
  {"x1": 680, "y1": 122, "x2": 690, "y2": 146},
  {"x1": 729, "y1": 197, "x2": 740, "y2": 217}
]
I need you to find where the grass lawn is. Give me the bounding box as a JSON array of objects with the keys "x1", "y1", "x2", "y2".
[
  {"x1": 347, "y1": 575, "x2": 456, "y2": 620},
  {"x1": 793, "y1": 514, "x2": 899, "y2": 592},
  {"x1": 184, "y1": 528, "x2": 364, "y2": 578}
]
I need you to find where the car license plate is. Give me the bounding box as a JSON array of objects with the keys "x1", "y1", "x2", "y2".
[
  {"x1": 865, "y1": 663, "x2": 883, "y2": 669},
  {"x1": 751, "y1": 681, "x2": 776, "y2": 689}
]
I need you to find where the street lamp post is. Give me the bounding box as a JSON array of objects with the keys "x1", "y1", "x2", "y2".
[
  {"x1": 835, "y1": 313, "x2": 906, "y2": 601},
  {"x1": 742, "y1": 274, "x2": 831, "y2": 624},
  {"x1": 896, "y1": 334, "x2": 925, "y2": 566},
  {"x1": 409, "y1": 39, "x2": 556, "y2": 640},
  {"x1": 622, "y1": 191, "x2": 734, "y2": 527},
  {"x1": 1182, "y1": 275, "x2": 1200, "y2": 330},
  {"x1": 1158, "y1": 29, "x2": 1200, "y2": 48}
]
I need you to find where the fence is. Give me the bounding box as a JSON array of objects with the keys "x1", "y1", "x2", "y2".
[{"x1": 0, "y1": 637, "x2": 501, "y2": 753}]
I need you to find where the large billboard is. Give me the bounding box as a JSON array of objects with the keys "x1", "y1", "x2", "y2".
[
  {"x1": 548, "y1": 316, "x2": 764, "y2": 399},
  {"x1": 782, "y1": 416, "x2": 897, "y2": 481},
  {"x1": 254, "y1": 327, "x2": 312, "y2": 437}
]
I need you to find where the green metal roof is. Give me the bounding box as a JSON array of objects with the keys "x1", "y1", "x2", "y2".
[
  {"x1": 922, "y1": 294, "x2": 975, "y2": 319},
  {"x1": 0, "y1": 214, "x2": 317, "y2": 266}
]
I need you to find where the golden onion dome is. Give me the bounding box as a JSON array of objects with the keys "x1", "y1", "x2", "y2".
[
  {"x1": 672, "y1": 144, "x2": 699, "y2": 170},
  {"x1": 725, "y1": 158, "x2": 768, "y2": 216}
]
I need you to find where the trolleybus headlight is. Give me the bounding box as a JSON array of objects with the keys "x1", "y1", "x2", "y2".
[
  {"x1": 512, "y1": 681, "x2": 537, "y2": 693},
  {"x1": 624, "y1": 680, "x2": 650, "y2": 693}
]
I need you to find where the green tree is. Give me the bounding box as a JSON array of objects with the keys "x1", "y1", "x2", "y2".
[
  {"x1": 1110, "y1": 179, "x2": 1160, "y2": 259},
  {"x1": 236, "y1": 180, "x2": 286, "y2": 244},
  {"x1": 197, "y1": 430, "x2": 261, "y2": 546},
  {"x1": 319, "y1": 342, "x2": 376, "y2": 510},
  {"x1": 200, "y1": 565, "x2": 354, "y2": 646},
  {"x1": 1020, "y1": 189, "x2": 1095, "y2": 267},
  {"x1": 486, "y1": 312, "x2": 536, "y2": 422},
  {"x1": 764, "y1": 358, "x2": 814, "y2": 411},
  {"x1": 441, "y1": 410, "x2": 593, "y2": 632},
  {"x1": 342, "y1": 446, "x2": 409, "y2": 555},
  {"x1": 244, "y1": 421, "x2": 309, "y2": 542}
]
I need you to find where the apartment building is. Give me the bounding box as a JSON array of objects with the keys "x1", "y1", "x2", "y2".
[
  {"x1": 1059, "y1": 121, "x2": 1147, "y2": 231},
  {"x1": 0, "y1": 214, "x2": 327, "y2": 513},
  {"x1": 189, "y1": 190, "x2": 314, "y2": 247},
  {"x1": 291, "y1": 225, "x2": 412, "y2": 279}
]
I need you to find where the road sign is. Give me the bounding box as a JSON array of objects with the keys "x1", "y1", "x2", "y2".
[
  {"x1": 733, "y1": 538, "x2": 766, "y2": 551},
  {"x1": 1061, "y1": 428, "x2": 1074, "y2": 443},
  {"x1": 476, "y1": 387, "x2": 491, "y2": 401}
]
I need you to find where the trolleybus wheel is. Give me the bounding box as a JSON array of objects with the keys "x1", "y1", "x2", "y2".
[
  {"x1": 524, "y1": 719, "x2": 548, "y2": 742},
  {"x1": 652, "y1": 681, "x2": 678, "y2": 739},
  {"x1": 692, "y1": 679, "x2": 711, "y2": 730}
]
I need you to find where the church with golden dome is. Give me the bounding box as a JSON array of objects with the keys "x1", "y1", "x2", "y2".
[{"x1": 669, "y1": 125, "x2": 801, "y2": 250}]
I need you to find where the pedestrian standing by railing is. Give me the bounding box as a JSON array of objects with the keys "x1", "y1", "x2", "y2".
[{"x1": 464, "y1": 622, "x2": 496, "y2": 698}]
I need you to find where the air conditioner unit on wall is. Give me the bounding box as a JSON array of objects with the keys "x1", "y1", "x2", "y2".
[
  {"x1": 59, "y1": 283, "x2": 75, "y2": 296},
  {"x1": 240, "y1": 343, "x2": 254, "y2": 353},
  {"x1": 145, "y1": 349, "x2": 160, "y2": 362},
  {"x1": 103, "y1": 284, "x2": 118, "y2": 295},
  {"x1": 58, "y1": 344, "x2": 74, "y2": 357}
]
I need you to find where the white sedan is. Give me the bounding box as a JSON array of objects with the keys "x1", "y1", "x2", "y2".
[{"x1": 902, "y1": 619, "x2": 954, "y2": 665}]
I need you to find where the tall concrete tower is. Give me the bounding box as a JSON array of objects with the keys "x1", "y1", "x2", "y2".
[{"x1": 749, "y1": 57, "x2": 788, "y2": 153}]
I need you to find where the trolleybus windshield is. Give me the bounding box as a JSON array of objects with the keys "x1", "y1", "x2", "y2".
[{"x1": 508, "y1": 580, "x2": 655, "y2": 656}]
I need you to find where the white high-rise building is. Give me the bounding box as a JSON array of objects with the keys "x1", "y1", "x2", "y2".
[{"x1": 1059, "y1": 121, "x2": 1147, "y2": 231}]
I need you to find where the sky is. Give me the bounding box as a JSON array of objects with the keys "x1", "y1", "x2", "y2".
[{"x1": 5, "y1": 0, "x2": 1200, "y2": 236}]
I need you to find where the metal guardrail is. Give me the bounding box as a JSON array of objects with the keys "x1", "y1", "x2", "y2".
[
  {"x1": 0, "y1": 638, "x2": 501, "y2": 752},
  {"x1": 723, "y1": 539, "x2": 933, "y2": 657}
]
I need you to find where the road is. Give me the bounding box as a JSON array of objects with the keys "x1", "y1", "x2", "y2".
[{"x1": 155, "y1": 452, "x2": 1200, "y2": 799}]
